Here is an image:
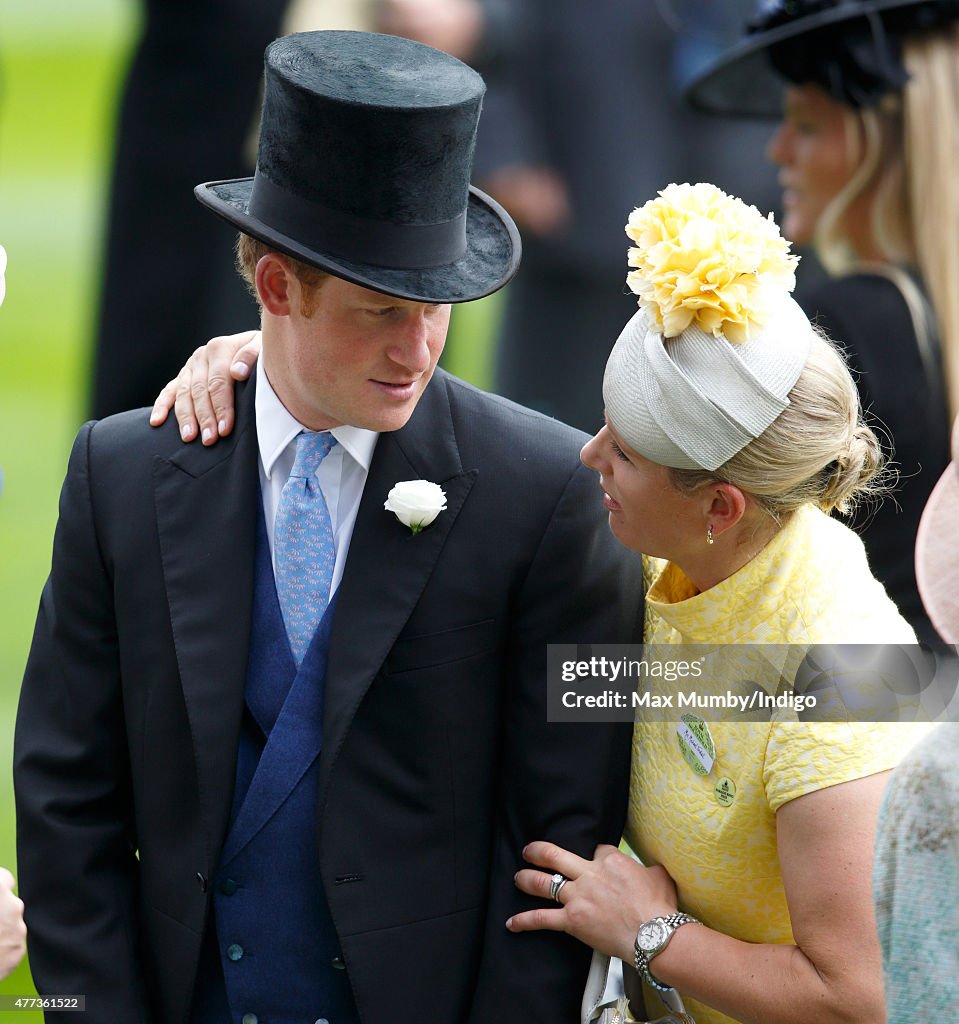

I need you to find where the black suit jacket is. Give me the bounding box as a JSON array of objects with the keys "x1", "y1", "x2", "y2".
[{"x1": 15, "y1": 369, "x2": 643, "y2": 1023}]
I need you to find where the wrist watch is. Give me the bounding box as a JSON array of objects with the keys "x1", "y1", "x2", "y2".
[{"x1": 633, "y1": 913, "x2": 699, "y2": 992}]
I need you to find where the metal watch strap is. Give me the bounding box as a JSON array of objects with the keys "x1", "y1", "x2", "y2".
[{"x1": 633, "y1": 913, "x2": 699, "y2": 992}]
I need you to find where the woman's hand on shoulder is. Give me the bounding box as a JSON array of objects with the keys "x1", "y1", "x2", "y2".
[
  {"x1": 150, "y1": 330, "x2": 262, "y2": 444},
  {"x1": 507, "y1": 840, "x2": 678, "y2": 962}
]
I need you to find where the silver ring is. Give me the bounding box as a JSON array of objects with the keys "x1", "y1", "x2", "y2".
[{"x1": 548, "y1": 872, "x2": 569, "y2": 903}]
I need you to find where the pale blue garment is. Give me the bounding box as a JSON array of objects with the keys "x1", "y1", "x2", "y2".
[{"x1": 874, "y1": 722, "x2": 959, "y2": 1022}]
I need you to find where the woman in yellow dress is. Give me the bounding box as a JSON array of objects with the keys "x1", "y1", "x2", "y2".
[{"x1": 507, "y1": 183, "x2": 926, "y2": 1024}]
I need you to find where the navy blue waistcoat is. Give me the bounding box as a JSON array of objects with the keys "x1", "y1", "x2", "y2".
[{"x1": 191, "y1": 508, "x2": 359, "y2": 1024}]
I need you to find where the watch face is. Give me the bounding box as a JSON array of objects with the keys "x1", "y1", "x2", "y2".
[{"x1": 637, "y1": 918, "x2": 669, "y2": 953}]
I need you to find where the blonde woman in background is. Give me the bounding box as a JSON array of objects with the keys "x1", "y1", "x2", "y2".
[{"x1": 687, "y1": 0, "x2": 959, "y2": 649}]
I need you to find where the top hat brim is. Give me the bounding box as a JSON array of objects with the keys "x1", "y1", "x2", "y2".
[
  {"x1": 685, "y1": 0, "x2": 938, "y2": 118},
  {"x1": 195, "y1": 177, "x2": 521, "y2": 304}
]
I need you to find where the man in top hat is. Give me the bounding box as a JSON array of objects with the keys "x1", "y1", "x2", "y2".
[{"x1": 14, "y1": 30, "x2": 641, "y2": 1024}]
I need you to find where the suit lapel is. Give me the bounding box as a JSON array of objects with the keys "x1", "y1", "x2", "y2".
[
  {"x1": 319, "y1": 373, "x2": 476, "y2": 802},
  {"x1": 154, "y1": 377, "x2": 259, "y2": 866}
]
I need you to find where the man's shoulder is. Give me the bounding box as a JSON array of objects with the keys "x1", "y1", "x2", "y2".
[
  {"x1": 79, "y1": 407, "x2": 190, "y2": 466},
  {"x1": 77, "y1": 402, "x2": 253, "y2": 485},
  {"x1": 430, "y1": 369, "x2": 590, "y2": 463},
  {"x1": 86, "y1": 405, "x2": 170, "y2": 445}
]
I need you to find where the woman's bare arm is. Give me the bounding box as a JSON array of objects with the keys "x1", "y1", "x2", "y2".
[{"x1": 511, "y1": 771, "x2": 889, "y2": 1024}]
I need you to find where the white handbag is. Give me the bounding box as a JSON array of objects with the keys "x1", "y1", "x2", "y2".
[{"x1": 581, "y1": 951, "x2": 696, "y2": 1024}]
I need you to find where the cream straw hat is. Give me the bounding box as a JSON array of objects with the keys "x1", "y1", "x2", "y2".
[{"x1": 603, "y1": 183, "x2": 812, "y2": 471}]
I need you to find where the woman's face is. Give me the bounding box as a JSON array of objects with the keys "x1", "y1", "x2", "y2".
[
  {"x1": 766, "y1": 84, "x2": 856, "y2": 245},
  {"x1": 580, "y1": 419, "x2": 704, "y2": 560}
]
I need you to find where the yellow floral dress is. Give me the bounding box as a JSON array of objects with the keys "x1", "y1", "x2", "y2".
[{"x1": 624, "y1": 505, "x2": 928, "y2": 1024}]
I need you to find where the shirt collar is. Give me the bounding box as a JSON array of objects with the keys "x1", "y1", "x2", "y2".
[{"x1": 255, "y1": 365, "x2": 378, "y2": 478}]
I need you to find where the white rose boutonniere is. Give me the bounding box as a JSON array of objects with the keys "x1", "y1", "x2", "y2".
[{"x1": 384, "y1": 480, "x2": 447, "y2": 535}]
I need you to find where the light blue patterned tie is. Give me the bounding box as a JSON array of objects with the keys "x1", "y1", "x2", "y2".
[{"x1": 274, "y1": 431, "x2": 338, "y2": 665}]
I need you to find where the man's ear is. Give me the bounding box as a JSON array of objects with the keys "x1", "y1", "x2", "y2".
[
  {"x1": 255, "y1": 253, "x2": 295, "y2": 315},
  {"x1": 705, "y1": 482, "x2": 748, "y2": 540}
]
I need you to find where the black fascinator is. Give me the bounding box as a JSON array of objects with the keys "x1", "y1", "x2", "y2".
[{"x1": 687, "y1": 0, "x2": 959, "y2": 117}]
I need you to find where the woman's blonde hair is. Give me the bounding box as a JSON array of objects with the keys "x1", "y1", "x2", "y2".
[
  {"x1": 813, "y1": 25, "x2": 959, "y2": 420},
  {"x1": 669, "y1": 330, "x2": 887, "y2": 526}
]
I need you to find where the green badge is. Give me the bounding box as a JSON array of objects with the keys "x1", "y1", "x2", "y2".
[
  {"x1": 714, "y1": 776, "x2": 736, "y2": 807},
  {"x1": 676, "y1": 714, "x2": 715, "y2": 776}
]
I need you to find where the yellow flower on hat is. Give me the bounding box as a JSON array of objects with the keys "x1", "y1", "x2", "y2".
[{"x1": 625, "y1": 182, "x2": 799, "y2": 342}]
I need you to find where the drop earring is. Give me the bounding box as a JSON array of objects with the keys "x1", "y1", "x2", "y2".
[{"x1": 706, "y1": 524, "x2": 714, "y2": 545}]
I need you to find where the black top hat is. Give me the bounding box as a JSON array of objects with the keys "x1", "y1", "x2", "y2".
[
  {"x1": 686, "y1": 0, "x2": 959, "y2": 118},
  {"x1": 195, "y1": 31, "x2": 521, "y2": 303}
]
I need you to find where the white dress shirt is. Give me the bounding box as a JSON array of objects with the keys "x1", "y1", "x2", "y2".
[{"x1": 255, "y1": 366, "x2": 378, "y2": 597}]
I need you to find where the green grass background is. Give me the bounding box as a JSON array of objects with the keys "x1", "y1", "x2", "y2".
[
  {"x1": 1, "y1": 3, "x2": 139, "y2": 1015},
  {"x1": 0, "y1": 4, "x2": 498, "y2": 1015}
]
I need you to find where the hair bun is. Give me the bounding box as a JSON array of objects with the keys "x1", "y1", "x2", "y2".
[{"x1": 820, "y1": 424, "x2": 885, "y2": 514}]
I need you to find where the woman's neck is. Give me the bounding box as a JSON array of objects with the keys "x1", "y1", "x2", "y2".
[{"x1": 676, "y1": 518, "x2": 781, "y2": 595}]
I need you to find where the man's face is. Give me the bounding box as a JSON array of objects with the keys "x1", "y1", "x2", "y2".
[{"x1": 263, "y1": 274, "x2": 451, "y2": 432}]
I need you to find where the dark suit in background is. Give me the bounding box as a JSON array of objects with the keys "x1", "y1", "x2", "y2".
[
  {"x1": 474, "y1": 0, "x2": 779, "y2": 432},
  {"x1": 90, "y1": 0, "x2": 286, "y2": 418}
]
